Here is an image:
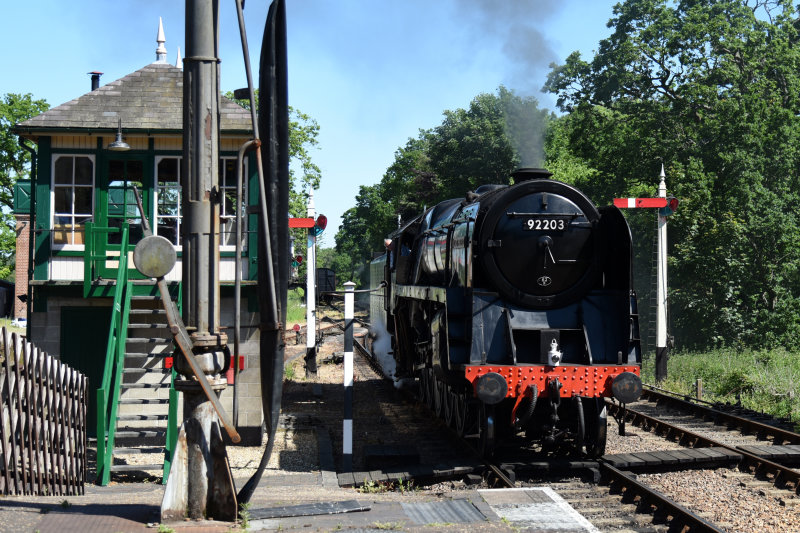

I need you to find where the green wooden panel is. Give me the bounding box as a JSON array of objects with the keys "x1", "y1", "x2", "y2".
[
  {"x1": 13, "y1": 180, "x2": 31, "y2": 213},
  {"x1": 60, "y1": 306, "x2": 112, "y2": 437}
]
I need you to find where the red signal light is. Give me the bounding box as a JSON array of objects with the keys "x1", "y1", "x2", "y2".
[
  {"x1": 668, "y1": 197, "x2": 679, "y2": 212},
  {"x1": 295, "y1": 255, "x2": 303, "y2": 264}
]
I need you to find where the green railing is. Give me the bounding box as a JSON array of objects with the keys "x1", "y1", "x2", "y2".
[
  {"x1": 162, "y1": 282, "x2": 181, "y2": 483},
  {"x1": 94, "y1": 223, "x2": 132, "y2": 485}
]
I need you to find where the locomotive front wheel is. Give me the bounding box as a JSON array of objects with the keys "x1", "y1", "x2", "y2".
[
  {"x1": 583, "y1": 398, "x2": 608, "y2": 458},
  {"x1": 478, "y1": 403, "x2": 496, "y2": 457}
]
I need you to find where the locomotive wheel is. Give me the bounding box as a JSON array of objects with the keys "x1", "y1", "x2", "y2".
[
  {"x1": 453, "y1": 391, "x2": 467, "y2": 436},
  {"x1": 419, "y1": 370, "x2": 429, "y2": 406},
  {"x1": 583, "y1": 398, "x2": 608, "y2": 458},
  {"x1": 432, "y1": 373, "x2": 443, "y2": 417},
  {"x1": 443, "y1": 384, "x2": 455, "y2": 427},
  {"x1": 477, "y1": 403, "x2": 496, "y2": 457}
]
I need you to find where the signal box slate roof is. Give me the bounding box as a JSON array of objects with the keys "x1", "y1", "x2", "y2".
[{"x1": 15, "y1": 63, "x2": 252, "y2": 135}]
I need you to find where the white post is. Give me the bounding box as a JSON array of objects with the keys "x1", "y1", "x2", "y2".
[
  {"x1": 655, "y1": 165, "x2": 669, "y2": 382},
  {"x1": 343, "y1": 281, "x2": 355, "y2": 472},
  {"x1": 305, "y1": 189, "x2": 317, "y2": 377}
]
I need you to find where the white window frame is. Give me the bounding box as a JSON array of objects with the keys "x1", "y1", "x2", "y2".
[
  {"x1": 153, "y1": 155, "x2": 247, "y2": 251},
  {"x1": 51, "y1": 154, "x2": 96, "y2": 250},
  {"x1": 219, "y1": 156, "x2": 247, "y2": 251},
  {"x1": 154, "y1": 155, "x2": 183, "y2": 248}
]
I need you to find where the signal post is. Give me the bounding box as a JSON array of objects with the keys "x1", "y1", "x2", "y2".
[{"x1": 613, "y1": 165, "x2": 678, "y2": 383}]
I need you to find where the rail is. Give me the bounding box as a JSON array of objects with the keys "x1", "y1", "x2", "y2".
[
  {"x1": 608, "y1": 400, "x2": 800, "y2": 495},
  {"x1": 95, "y1": 223, "x2": 132, "y2": 485}
]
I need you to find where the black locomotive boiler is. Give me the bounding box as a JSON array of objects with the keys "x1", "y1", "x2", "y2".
[{"x1": 370, "y1": 168, "x2": 642, "y2": 456}]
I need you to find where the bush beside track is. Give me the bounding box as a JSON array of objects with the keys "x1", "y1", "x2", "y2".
[{"x1": 641, "y1": 348, "x2": 800, "y2": 426}]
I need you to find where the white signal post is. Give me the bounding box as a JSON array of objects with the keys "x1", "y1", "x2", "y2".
[
  {"x1": 655, "y1": 165, "x2": 669, "y2": 382},
  {"x1": 613, "y1": 164, "x2": 674, "y2": 382},
  {"x1": 305, "y1": 189, "x2": 317, "y2": 377}
]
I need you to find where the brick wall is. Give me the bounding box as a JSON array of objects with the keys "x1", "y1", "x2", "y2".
[{"x1": 14, "y1": 215, "x2": 30, "y2": 319}]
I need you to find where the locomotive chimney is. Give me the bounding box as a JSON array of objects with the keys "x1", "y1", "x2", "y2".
[
  {"x1": 513, "y1": 167, "x2": 552, "y2": 182},
  {"x1": 88, "y1": 71, "x2": 103, "y2": 91}
]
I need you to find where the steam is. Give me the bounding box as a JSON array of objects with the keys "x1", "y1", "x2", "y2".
[
  {"x1": 454, "y1": 0, "x2": 561, "y2": 169},
  {"x1": 369, "y1": 318, "x2": 398, "y2": 384},
  {"x1": 454, "y1": 0, "x2": 560, "y2": 94}
]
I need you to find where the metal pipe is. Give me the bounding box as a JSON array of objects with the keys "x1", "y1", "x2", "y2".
[
  {"x1": 18, "y1": 138, "x2": 36, "y2": 336},
  {"x1": 183, "y1": 0, "x2": 222, "y2": 336},
  {"x1": 234, "y1": 138, "x2": 259, "y2": 427},
  {"x1": 234, "y1": 0, "x2": 260, "y2": 139}
]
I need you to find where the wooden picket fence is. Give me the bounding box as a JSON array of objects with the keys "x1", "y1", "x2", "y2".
[{"x1": 0, "y1": 328, "x2": 88, "y2": 496}]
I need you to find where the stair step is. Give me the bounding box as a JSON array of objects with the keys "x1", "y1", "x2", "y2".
[
  {"x1": 109, "y1": 463, "x2": 162, "y2": 472},
  {"x1": 128, "y1": 323, "x2": 170, "y2": 329},
  {"x1": 125, "y1": 352, "x2": 172, "y2": 358},
  {"x1": 114, "y1": 447, "x2": 164, "y2": 454},
  {"x1": 117, "y1": 414, "x2": 168, "y2": 421},
  {"x1": 122, "y1": 367, "x2": 170, "y2": 374},
  {"x1": 118, "y1": 398, "x2": 170, "y2": 405},
  {"x1": 115, "y1": 429, "x2": 166, "y2": 439},
  {"x1": 120, "y1": 382, "x2": 170, "y2": 389},
  {"x1": 127, "y1": 337, "x2": 171, "y2": 344},
  {"x1": 129, "y1": 309, "x2": 167, "y2": 315}
]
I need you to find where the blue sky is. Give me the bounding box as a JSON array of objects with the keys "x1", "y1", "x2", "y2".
[{"x1": 2, "y1": 0, "x2": 618, "y2": 241}]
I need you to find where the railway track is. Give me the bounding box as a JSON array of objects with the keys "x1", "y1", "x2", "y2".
[
  {"x1": 608, "y1": 391, "x2": 800, "y2": 496},
  {"x1": 317, "y1": 303, "x2": 800, "y2": 530},
  {"x1": 349, "y1": 335, "x2": 730, "y2": 532}
]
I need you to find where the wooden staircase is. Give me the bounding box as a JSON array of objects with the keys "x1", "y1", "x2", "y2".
[{"x1": 110, "y1": 293, "x2": 177, "y2": 475}]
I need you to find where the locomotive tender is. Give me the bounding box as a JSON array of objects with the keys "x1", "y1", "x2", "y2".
[{"x1": 370, "y1": 168, "x2": 642, "y2": 456}]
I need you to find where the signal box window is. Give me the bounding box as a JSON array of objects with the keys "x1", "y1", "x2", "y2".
[
  {"x1": 156, "y1": 157, "x2": 182, "y2": 245},
  {"x1": 53, "y1": 155, "x2": 94, "y2": 246},
  {"x1": 107, "y1": 159, "x2": 144, "y2": 245},
  {"x1": 219, "y1": 157, "x2": 246, "y2": 249},
  {"x1": 155, "y1": 156, "x2": 246, "y2": 249}
]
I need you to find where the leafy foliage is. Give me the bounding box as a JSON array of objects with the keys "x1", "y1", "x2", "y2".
[
  {"x1": 224, "y1": 90, "x2": 321, "y2": 216},
  {"x1": 1, "y1": 93, "x2": 49, "y2": 280},
  {"x1": 544, "y1": 0, "x2": 800, "y2": 349},
  {"x1": 334, "y1": 87, "x2": 552, "y2": 286}
]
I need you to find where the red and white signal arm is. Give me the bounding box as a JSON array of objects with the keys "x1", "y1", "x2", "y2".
[
  {"x1": 613, "y1": 197, "x2": 667, "y2": 209},
  {"x1": 614, "y1": 196, "x2": 678, "y2": 215}
]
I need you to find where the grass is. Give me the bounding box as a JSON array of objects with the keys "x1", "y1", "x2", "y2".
[
  {"x1": 286, "y1": 289, "x2": 307, "y2": 326},
  {"x1": 642, "y1": 348, "x2": 800, "y2": 426}
]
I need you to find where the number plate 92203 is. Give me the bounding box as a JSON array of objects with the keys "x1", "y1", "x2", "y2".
[{"x1": 523, "y1": 217, "x2": 568, "y2": 231}]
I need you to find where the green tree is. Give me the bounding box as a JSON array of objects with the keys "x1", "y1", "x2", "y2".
[
  {"x1": 334, "y1": 87, "x2": 552, "y2": 286},
  {"x1": 224, "y1": 90, "x2": 321, "y2": 216},
  {"x1": 544, "y1": 0, "x2": 800, "y2": 349},
  {"x1": 1, "y1": 93, "x2": 49, "y2": 279}
]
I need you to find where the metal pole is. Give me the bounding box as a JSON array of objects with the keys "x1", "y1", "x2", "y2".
[
  {"x1": 343, "y1": 281, "x2": 355, "y2": 472},
  {"x1": 655, "y1": 165, "x2": 669, "y2": 382},
  {"x1": 161, "y1": 0, "x2": 236, "y2": 522},
  {"x1": 305, "y1": 189, "x2": 317, "y2": 377}
]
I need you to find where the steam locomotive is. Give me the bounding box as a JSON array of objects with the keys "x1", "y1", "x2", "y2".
[{"x1": 370, "y1": 168, "x2": 642, "y2": 456}]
